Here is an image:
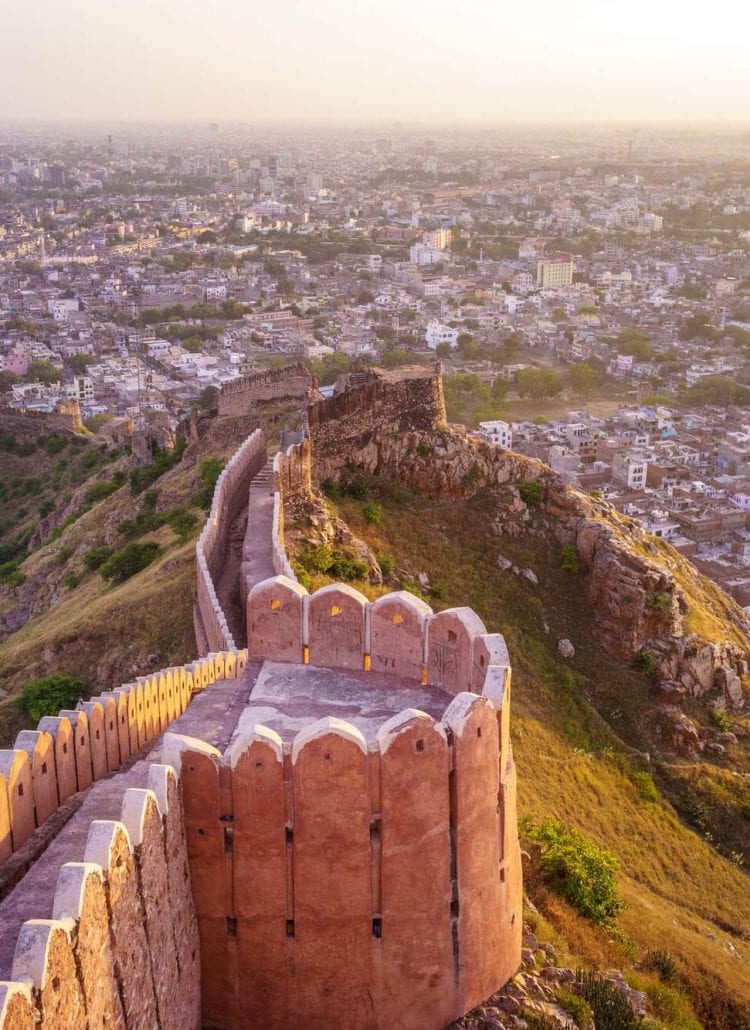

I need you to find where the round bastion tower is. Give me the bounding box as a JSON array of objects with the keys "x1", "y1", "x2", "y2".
[{"x1": 166, "y1": 576, "x2": 522, "y2": 1029}]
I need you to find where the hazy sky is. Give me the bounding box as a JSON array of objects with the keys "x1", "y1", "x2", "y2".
[{"x1": 2, "y1": 0, "x2": 749, "y2": 123}]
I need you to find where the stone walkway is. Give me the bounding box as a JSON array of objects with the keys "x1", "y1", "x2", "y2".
[{"x1": 0, "y1": 668, "x2": 262, "y2": 978}]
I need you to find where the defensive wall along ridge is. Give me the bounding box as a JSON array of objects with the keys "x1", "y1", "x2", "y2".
[
  {"x1": 0, "y1": 368, "x2": 522, "y2": 1028},
  {"x1": 0, "y1": 647, "x2": 248, "y2": 1029}
]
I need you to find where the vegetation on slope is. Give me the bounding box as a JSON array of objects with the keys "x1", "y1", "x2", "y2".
[{"x1": 305, "y1": 480, "x2": 750, "y2": 1029}]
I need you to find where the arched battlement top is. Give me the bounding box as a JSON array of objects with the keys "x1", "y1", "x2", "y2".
[
  {"x1": 227, "y1": 723, "x2": 284, "y2": 767},
  {"x1": 84, "y1": 819, "x2": 132, "y2": 869},
  {"x1": 442, "y1": 692, "x2": 493, "y2": 737},
  {"x1": 162, "y1": 731, "x2": 221, "y2": 775},
  {"x1": 291, "y1": 716, "x2": 368, "y2": 763},
  {"x1": 120, "y1": 788, "x2": 160, "y2": 848},
  {"x1": 376, "y1": 708, "x2": 446, "y2": 753},
  {"x1": 248, "y1": 574, "x2": 308, "y2": 603},
  {"x1": 308, "y1": 582, "x2": 368, "y2": 607},
  {"x1": 429, "y1": 606, "x2": 487, "y2": 638},
  {"x1": 52, "y1": 862, "x2": 103, "y2": 922},
  {"x1": 370, "y1": 590, "x2": 433, "y2": 621}
]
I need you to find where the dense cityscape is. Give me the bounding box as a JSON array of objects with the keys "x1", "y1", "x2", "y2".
[{"x1": 4, "y1": 125, "x2": 750, "y2": 606}]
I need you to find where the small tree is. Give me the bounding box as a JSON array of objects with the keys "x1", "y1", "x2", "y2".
[{"x1": 16, "y1": 675, "x2": 83, "y2": 722}]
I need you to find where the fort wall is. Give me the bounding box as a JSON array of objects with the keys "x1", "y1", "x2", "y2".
[
  {"x1": 0, "y1": 403, "x2": 83, "y2": 439},
  {"x1": 307, "y1": 366, "x2": 446, "y2": 482},
  {"x1": 0, "y1": 763, "x2": 201, "y2": 1030},
  {"x1": 0, "y1": 649, "x2": 246, "y2": 871},
  {"x1": 196, "y1": 428, "x2": 267, "y2": 651},
  {"x1": 217, "y1": 363, "x2": 314, "y2": 417},
  {"x1": 175, "y1": 575, "x2": 520, "y2": 1029}
]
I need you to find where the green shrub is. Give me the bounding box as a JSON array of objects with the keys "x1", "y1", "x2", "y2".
[
  {"x1": 519, "y1": 479, "x2": 544, "y2": 506},
  {"x1": 0, "y1": 559, "x2": 25, "y2": 586},
  {"x1": 129, "y1": 439, "x2": 186, "y2": 494},
  {"x1": 56, "y1": 545, "x2": 73, "y2": 565},
  {"x1": 62, "y1": 571, "x2": 80, "y2": 589},
  {"x1": 196, "y1": 457, "x2": 224, "y2": 508},
  {"x1": 165, "y1": 507, "x2": 199, "y2": 541},
  {"x1": 84, "y1": 545, "x2": 115, "y2": 571},
  {"x1": 554, "y1": 989, "x2": 593, "y2": 1029},
  {"x1": 43, "y1": 435, "x2": 67, "y2": 455},
  {"x1": 142, "y1": 488, "x2": 160, "y2": 511},
  {"x1": 577, "y1": 971, "x2": 640, "y2": 1029},
  {"x1": 645, "y1": 591, "x2": 672, "y2": 615},
  {"x1": 16, "y1": 674, "x2": 83, "y2": 722},
  {"x1": 294, "y1": 565, "x2": 312, "y2": 590},
  {"x1": 645, "y1": 949, "x2": 677, "y2": 984},
  {"x1": 118, "y1": 510, "x2": 165, "y2": 540},
  {"x1": 523, "y1": 818, "x2": 622, "y2": 924},
  {"x1": 328, "y1": 553, "x2": 368, "y2": 581},
  {"x1": 363, "y1": 501, "x2": 382, "y2": 526},
  {"x1": 710, "y1": 709, "x2": 733, "y2": 733},
  {"x1": 321, "y1": 478, "x2": 342, "y2": 500},
  {"x1": 632, "y1": 771, "x2": 659, "y2": 803},
  {"x1": 560, "y1": 543, "x2": 580, "y2": 574},
  {"x1": 632, "y1": 649, "x2": 655, "y2": 673},
  {"x1": 377, "y1": 551, "x2": 395, "y2": 577},
  {"x1": 297, "y1": 543, "x2": 368, "y2": 582},
  {"x1": 416, "y1": 440, "x2": 433, "y2": 458},
  {"x1": 84, "y1": 479, "x2": 120, "y2": 504},
  {"x1": 99, "y1": 541, "x2": 161, "y2": 584}
]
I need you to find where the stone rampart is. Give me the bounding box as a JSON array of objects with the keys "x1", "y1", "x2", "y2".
[
  {"x1": 268, "y1": 438, "x2": 313, "y2": 585},
  {"x1": 0, "y1": 649, "x2": 247, "y2": 871},
  {"x1": 246, "y1": 576, "x2": 511, "y2": 694},
  {"x1": 196, "y1": 428, "x2": 267, "y2": 651},
  {"x1": 217, "y1": 363, "x2": 314, "y2": 417},
  {"x1": 174, "y1": 575, "x2": 520, "y2": 1029},
  {"x1": 0, "y1": 403, "x2": 83, "y2": 439},
  {"x1": 0, "y1": 763, "x2": 201, "y2": 1029},
  {"x1": 307, "y1": 366, "x2": 446, "y2": 483}
]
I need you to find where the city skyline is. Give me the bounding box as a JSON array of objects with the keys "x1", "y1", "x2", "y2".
[{"x1": 2, "y1": 0, "x2": 749, "y2": 124}]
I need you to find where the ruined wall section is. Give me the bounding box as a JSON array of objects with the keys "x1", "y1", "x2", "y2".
[
  {"x1": 307, "y1": 366, "x2": 446, "y2": 483},
  {"x1": 268, "y1": 439, "x2": 313, "y2": 586},
  {"x1": 217, "y1": 364, "x2": 314, "y2": 417},
  {"x1": 0, "y1": 764, "x2": 201, "y2": 1030},
  {"x1": 196, "y1": 428, "x2": 267, "y2": 652},
  {"x1": 0, "y1": 403, "x2": 83, "y2": 439},
  {"x1": 169, "y1": 605, "x2": 521, "y2": 1029},
  {"x1": 0, "y1": 649, "x2": 247, "y2": 871}
]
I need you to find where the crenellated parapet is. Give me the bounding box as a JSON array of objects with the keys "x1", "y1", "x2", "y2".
[
  {"x1": 167, "y1": 587, "x2": 521, "y2": 1029},
  {"x1": 0, "y1": 650, "x2": 247, "y2": 870},
  {"x1": 0, "y1": 763, "x2": 200, "y2": 1030},
  {"x1": 195, "y1": 428, "x2": 267, "y2": 651}
]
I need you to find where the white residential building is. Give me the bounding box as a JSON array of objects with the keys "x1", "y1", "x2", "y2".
[
  {"x1": 425, "y1": 320, "x2": 459, "y2": 350},
  {"x1": 478, "y1": 420, "x2": 513, "y2": 449},
  {"x1": 536, "y1": 255, "x2": 574, "y2": 288}
]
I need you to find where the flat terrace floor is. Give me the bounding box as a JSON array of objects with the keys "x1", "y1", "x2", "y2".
[{"x1": 234, "y1": 661, "x2": 454, "y2": 745}]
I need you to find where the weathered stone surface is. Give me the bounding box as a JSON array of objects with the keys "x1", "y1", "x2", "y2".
[{"x1": 557, "y1": 639, "x2": 575, "y2": 659}]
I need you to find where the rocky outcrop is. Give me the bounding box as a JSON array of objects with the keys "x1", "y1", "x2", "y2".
[{"x1": 317, "y1": 427, "x2": 697, "y2": 662}]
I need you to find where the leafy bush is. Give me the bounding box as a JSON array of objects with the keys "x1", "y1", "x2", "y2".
[
  {"x1": 645, "y1": 591, "x2": 672, "y2": 615},
  {"x1": 363, "y1": 502, "x2": 382, "y2": 526},
  {"x1": 645, "y1": 949, "x2": 677, "y2": 984},
  {"x1": 56, "y1": 545, "x2": 73, "y2": 565},
  {"x1": 416, "y1": 440, "x2": 433, "y2": 458},
  {"x1": 99, "y1": 541, "x2": 161, "y2": 584},
  {"x1": 554, "y1": 989, "x2": 593, "y2": 1029},
  {"x1": 165, "y1": 507, "x2": 199, "y2": 541},
  {"x1": 632, "y1": 771, "x2": 659, "y2": 803},
  {"x1": 519, "y1": 480, "x2": 544, "y2": 507},
  {"x1": 523, "y1": 817, "x2": 622, "y2": 924},
  {"x1": 632, "y1": 649, "x2": 655, "y2": 674},
  {"x1": 297, "y1": 543, "x2": 368, "y2": 582},
  {"x1": 62, "y1": 571, "x2": 80, "y2": 589},
  {"x1": 328, "y1": 553, "x2": 368, "y2": 581},
  {"x1": 0, "y1": 559, "x2": 25, "y2": 587},
  {"x1": 577, "y1": 971, "x2": 640, "y2": 1029},
  {"x1": 196, "y1": 457, "x2": 224, "y2": 509},
  {"x1": 84, "y1": 545, "x2": 115, "y2": 571},
  {"x1": 129, "y1": 439, "x2": 186, "y2": 495},
  {"x1": 84, "y1": 479, "x2": 120, "y2": 504},
  {"x1": 43, "y1": 435, "x2": 67, "y2": 456},
  {"x1": 377, "y1": 551, "x2": 394, "y2": 577},
  {"x1": 560, "y1": 543, "x2": 580, "y2": 574},
  {"x1": 710, "y1": 709, "x2": 733, "y2": 733},
  {"x1": 16, "y1": 675, "x2": 83, "y2": 722}
]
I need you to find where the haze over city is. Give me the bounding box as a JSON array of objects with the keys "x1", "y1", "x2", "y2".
[{"x1": 2, "y1": 0, "x2": 750, "y2": 123}]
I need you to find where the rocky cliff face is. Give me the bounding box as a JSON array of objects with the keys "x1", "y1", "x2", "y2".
[{"x1": 318, "y1": 425, "x2": 750, "y2": 704}]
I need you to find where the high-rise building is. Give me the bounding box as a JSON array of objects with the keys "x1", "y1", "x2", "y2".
[{"x1": 536, "y1": 254, "x2": 574, "y2": 288}]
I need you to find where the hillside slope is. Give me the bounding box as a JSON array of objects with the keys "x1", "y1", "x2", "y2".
[{"x1": 286, "y1": 432, "x2": 750, "y2": 1029}]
